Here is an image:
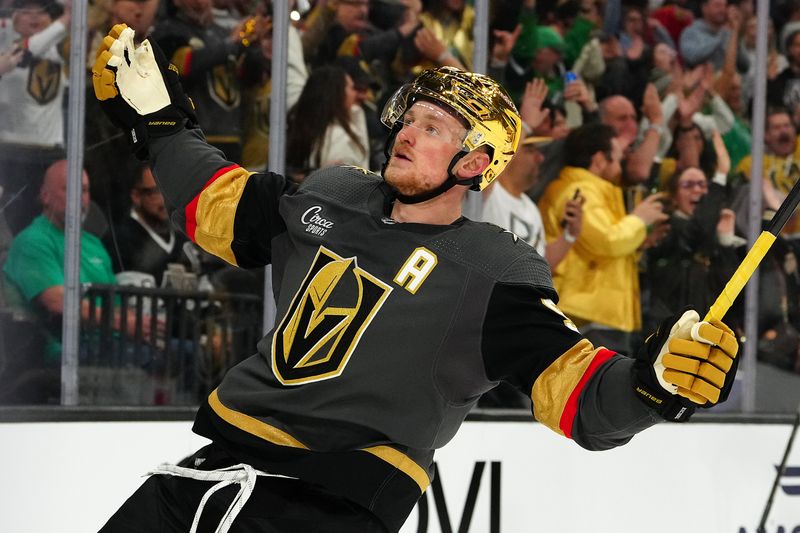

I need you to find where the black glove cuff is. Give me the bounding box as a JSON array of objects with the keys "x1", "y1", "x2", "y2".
[
  {"x1": 130, "y1": 106, "x2": 191, "y2": 160},
  {"x1": 632, "y1": 360, "x2": 696, "y2": 422}
]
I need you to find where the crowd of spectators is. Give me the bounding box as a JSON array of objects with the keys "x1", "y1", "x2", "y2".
[{"x1": 3, "y1": 0, "x2": 800, "y2": 405}]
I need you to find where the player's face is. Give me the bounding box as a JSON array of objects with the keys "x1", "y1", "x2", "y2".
[{"x1": 383, "y1": 101, "x2": 468, "y2": 198}]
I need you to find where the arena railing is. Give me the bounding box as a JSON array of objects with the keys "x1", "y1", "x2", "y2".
[{"x1": 0, "y1": 284, "x2": 263, "y2": 407}]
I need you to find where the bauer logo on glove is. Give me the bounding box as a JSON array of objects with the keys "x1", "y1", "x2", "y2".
[
  {"x1": 633, "y1": 308, "x2": 739, "y2": 422},
  {"x1": 92, "y1": 24, "x2": 197, "y2": 159}
]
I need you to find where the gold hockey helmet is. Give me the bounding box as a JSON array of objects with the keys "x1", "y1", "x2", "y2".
[{"x1": 381, "y1": 66, "x2": 522, "y2": 190}]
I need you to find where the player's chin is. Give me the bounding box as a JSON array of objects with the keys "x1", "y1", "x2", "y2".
[{"x1": 383, "y1": 166, "x2": 411, "y2": 189}]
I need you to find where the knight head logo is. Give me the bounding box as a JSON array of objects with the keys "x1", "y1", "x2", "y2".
[{"x1": 272, "y1": 247, "x2": 392, "y2": 385}]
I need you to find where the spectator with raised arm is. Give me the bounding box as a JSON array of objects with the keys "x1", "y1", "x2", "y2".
[
  {"x1": 0, "y1": 0, "x2": 70, "y2": 235},
  {"x1": 504, "y1": 25, "x2": 568, "y2": 104},
  {"x1": 307, "y1": 0, "x2": 421, "y2": 84},
  {"x1": 150, "y1": 0, "x2": 265, "y2": 162},
  {"x1": 678, "y1": 0, "x2": 748, "y2": 70},
  {"x1": 600, "y1": 84, "x2": 666, "y2": 185},
  {"x1": 646, "y1": 131, "x2": 744, "y2": 332},
  {"x1": 768, "y1": 23, "x2": 800, "y2": 118},
  {"x1": 416, "y1": 0, "x2": 473, "y2": 70},
  {"x1": 539, "y1": 123, "x2": 668, "y2": 354}
]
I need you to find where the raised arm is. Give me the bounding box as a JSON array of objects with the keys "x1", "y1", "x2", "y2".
[
  {"x1": 92, "y1": 24, "x2": 293, "y2": 268},
  {"x1": 481, "y1": 269, "x2": 738, "y2": 450}
]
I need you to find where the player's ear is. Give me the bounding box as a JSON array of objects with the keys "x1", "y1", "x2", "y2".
[{"x1": 455, "y1": 149, "x2": 490, "y2": 178}]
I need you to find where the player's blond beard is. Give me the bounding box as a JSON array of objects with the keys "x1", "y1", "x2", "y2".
[{"x1": 383, "y1": 160, "x2": 444, "y2": 198}]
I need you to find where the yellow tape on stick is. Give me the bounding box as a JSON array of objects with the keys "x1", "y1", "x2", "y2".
[{"x1": 704, "y1": 231, "x2": 777, "y2": 323}]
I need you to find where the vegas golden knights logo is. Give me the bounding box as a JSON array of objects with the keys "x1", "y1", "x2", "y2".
[
  {"x1": 28, "y1": 58, "x2": 61, "y2": 105},
  {"x1": 272, "y1": 247, "x2": 392, "y2": 385},
  {"x1": 209, "y1": 64, "x2": 240, "y2": 110}
]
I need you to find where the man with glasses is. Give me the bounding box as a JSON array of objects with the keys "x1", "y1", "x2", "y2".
[{"x1": 94, "y1": 25, "x2": 740, "y2": 532}]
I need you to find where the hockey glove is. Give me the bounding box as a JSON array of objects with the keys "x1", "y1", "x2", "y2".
[
  {"x1": 92, "y1": 24, "x2": 197, "y2": 159},
  {"x1": 632, "y1": 308, "x2": 739, "y2": 422}
]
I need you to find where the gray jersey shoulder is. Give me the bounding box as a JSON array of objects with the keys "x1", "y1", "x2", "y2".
[
  {"x1": 298, "y1": 165, "x2": 382, "y2": 207},
  {"x1": 295, "y1": 166, "x2": 553, "y2": 292},
  {"x1": 427, "y1": 220, "x2": 554, "y2": 291}
]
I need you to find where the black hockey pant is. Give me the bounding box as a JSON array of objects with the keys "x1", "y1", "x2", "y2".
[{"x1": 99, "y1": 444, "x2": 388, "y2": 533}]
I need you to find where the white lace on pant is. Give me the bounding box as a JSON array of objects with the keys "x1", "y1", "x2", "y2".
[{"x1": 147, "y1": 463, "x2": 297, "y2": 533}]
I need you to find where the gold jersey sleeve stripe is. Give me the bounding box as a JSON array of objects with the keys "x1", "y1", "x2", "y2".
[
  {"x1": 362, "y1": 446, "x2": 431, "y2": 493},
  {"x1": 184, "y1": 164, "x2": 251, "y2": 266},
  {"x1": 531, "y1": 339, "x2": 615, "y2": 438},
  {"x1": 205, "y1": 135, "x2": 243, "y2": 144},
  {"x1": 207, "y1": 389, "x2": 309, "y2": 449}
]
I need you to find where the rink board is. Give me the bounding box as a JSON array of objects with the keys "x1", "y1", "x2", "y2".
[{"x1": 1, "y1": 420, "x2": 799, "y2": 532}]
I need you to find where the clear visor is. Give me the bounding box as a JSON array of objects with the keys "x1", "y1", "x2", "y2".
[{"x1": 381, "y1": 86, "x2": 469, "y2": 150}]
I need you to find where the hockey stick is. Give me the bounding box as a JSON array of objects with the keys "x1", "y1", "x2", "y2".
[
  {"x1": 756, "y1": 405, "x2": 800, "y2": 533},
  {"x1": 704, "y1": 176, "x2": 800, "y2": 322},
  {"x1": 702, "y1": 179, "x2": 800, "y2": 531}
]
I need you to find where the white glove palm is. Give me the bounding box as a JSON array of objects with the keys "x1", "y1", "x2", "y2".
[{"x1": 100, "y1": 26, "x2": 171, "y2": 115}]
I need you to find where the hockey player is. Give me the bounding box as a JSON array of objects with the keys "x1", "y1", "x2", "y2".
[{"x1": 93, "y1": 24, "x2": 740, "y2": 533}]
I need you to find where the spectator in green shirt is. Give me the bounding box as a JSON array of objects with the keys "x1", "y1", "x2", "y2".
[{"x1": 3, "y1": 159, "x2": 117, "y2": 362}]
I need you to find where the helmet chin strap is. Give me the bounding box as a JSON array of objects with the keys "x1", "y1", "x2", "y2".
[{"x1": 380, "y1": 125, "x2": 480, "y2": 205}]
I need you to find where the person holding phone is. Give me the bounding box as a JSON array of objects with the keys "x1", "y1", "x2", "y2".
[
  {"x1": 482, "y1": 135, "x2": 583, "y2": 270},
  {"x1": 0, "y1": 0, "x2": 71, "y2": 235},
  {"x1": 0, "y1": 45, "x2": 24, "y2": 76},
  {"x1": 539, "y1": 123, "x2": 669, "y2": 354}
]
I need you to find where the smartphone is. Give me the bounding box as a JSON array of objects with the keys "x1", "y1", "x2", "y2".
[
  {"x1": 563, "y1": 71, "x2": 578, "y2": 85},
  {"x1": 560, "y1": 188, "x2": 581, "y2": 228},
  {"x1": 14, "y1": 45, "x2": 32, "y2": 69}
]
